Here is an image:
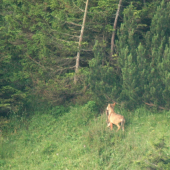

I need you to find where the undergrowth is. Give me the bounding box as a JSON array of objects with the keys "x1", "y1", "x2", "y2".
[{"x1": 0, "y1": 102, "x2": 170, "y2": 169}]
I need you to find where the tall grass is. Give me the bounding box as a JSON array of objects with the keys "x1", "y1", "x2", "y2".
[{"x1": 1, "y1": 103, "x2": 170, "y2": 169}]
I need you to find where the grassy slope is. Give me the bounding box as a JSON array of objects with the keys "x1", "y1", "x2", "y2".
[{"x1": 1, "y1": 105, "x2": 170, "y2": 170}]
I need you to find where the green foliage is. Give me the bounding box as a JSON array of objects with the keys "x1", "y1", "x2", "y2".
[
  {"x1": 83, "y1": 100, "x2": 97, "y2": 112},
  {"x1": 1, "y1": 0, "x2": 170, "y2": 115},
  {"x1": 117, "y1": 1, "x2": 170, "y2": 109},
  {"x1": 1, "y1": 0, "x2": 122, "y2": 115},
  {"x1": 117, "y1": 3, "x2": 142, "y2": 108},
  {"x1": 51, "y1": 105, "x2": 69, "y2": 117},
  {"x1": 87, "y1": 41, "x2": 121, "y2": 106},
  {"x1": 1, "y1": 0, "x2": 80, "y2": 115},
  {"x1": 117, "y1": 3, "x2": 139, "y2": 67},
  {"x1": 144, "y1": 0, "x2": 170, "y2": 108}
]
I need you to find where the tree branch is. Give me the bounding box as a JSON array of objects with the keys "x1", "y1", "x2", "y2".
[
  {"x1": 65, "y1": 21, "x2": 82, "y2": 27},
  {"x1": 27, "y1": 54, "x2": 52, "y2": 70},
  {"x1": 143, "y1": 101, "x2": 168, "y2": 110}
]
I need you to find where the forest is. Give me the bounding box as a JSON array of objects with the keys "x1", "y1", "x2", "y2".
[
  {"x1": 1, "y1": 0, "x2": 170, "y2": 117},
  {"x1": 1, "y1": 0, "x2": 170, "y2": 169}
]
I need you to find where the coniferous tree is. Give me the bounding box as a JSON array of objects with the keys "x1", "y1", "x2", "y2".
[
  {"x1": 160, "y1": 43, "x2": 170, "y2": 108},
  {"x1": 117, "y1": 3, "x2": 141, "y2": 108},
  {"x1": 1, "y1": 0, "x2": 123, "y2": 112},
  {"x1": 117, "y1": 0, "x2": 170, "y2": 109},
  {"x1": 87, "y1": 41, "x2": 120, "y2": 106},
  {"x1": 144, "y1": 0, "x2": 170, "y2": 108}
]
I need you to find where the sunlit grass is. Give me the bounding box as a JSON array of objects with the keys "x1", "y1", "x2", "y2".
[{"x1": 1, "y1": 104, "x2": 170, "y2": 169}]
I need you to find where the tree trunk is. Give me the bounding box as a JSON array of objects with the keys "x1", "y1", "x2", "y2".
[
  {"x1": 110, "y1": 0, "x2": 122, "y2": 57},
  {"x1": 74, "y1": 0, "x2": 89, "y2": 84}
]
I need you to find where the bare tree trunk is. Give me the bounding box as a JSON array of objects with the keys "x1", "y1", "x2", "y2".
[
  {"x1": 110, "y1": 0, "x2": 122, "y2": 57},
  {"x1": 74, "y1": 0, "x2": 89, "y2": 84}
]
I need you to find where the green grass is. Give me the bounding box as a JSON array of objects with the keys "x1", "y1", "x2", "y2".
[{"x1": 1, "y1": 104, "x2": 170, "y2": 170}]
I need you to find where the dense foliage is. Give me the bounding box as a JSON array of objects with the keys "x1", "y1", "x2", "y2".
[
  {"x1": 1, "y1": 0, "x2": 170, "y2": 116},
  {"x1": 117, "y1": 1, "x2": 170, "y2": 109}
]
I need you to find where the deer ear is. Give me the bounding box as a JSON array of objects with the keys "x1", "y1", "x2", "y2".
[{"x1": 113, "y1": 102, "x2": 116, "y2": 106}]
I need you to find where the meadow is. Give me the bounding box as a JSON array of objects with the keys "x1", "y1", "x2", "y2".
[{"x1": 1, "y1": 102, "x2": 170, "y2": 170}]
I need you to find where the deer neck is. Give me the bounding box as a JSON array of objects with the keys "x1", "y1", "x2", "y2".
[{"x1": 109, "y1": 107, "x2": 116, "y2": 114}]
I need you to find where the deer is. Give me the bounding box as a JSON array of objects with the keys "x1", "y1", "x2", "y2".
[{"x1": 106, "y1": 102, "x2": 125, "y2": 132}]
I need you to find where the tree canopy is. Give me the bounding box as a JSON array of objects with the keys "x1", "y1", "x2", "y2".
[{"x1": 1, "y1": 0, "x2": 169, "y2": 116}]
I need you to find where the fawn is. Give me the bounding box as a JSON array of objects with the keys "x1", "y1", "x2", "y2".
[{"x1": 106, "y1": 103, "x2": 125, "y2": 132}]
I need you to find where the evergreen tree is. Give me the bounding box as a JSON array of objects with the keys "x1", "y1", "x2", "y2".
[
  {"x1": 117, "y1": 0, "x2": 170, "y2": 109},
  {"x1": 0, "y1": 1, "x2": 26, "y2": 114},
  {"x1": 117, "y1": 3, "x2": 141, "y2": 108},
  {"x1": 87, "y1": 41, "x2": 121, "y2": 107},
  {"x1": 1, "y1": 0, "x2": 170, "y2": 113},
  {"x1": 160, "y1": 43, "x2": 170, "y2": 108},
  {"x1": 0, "y1": 0, "x2": 123, "y2": 113},
  {"x1": 144, "y1": 0, "x2": 170, "y2": 108}
]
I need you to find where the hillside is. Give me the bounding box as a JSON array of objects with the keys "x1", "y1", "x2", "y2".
[
  {"x1": 1, "y1": 103, "x2": 170, "y2": 169},
  {"x1": 1, "y1": 1, "x2": 170, "y2": 169}
]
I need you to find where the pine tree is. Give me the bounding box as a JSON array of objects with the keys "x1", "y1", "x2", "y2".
[
  {"x1": 117, "y1": 0, "x2": 170, "y2": 109},
  {"x1": 117, "y1": 3, "x2": 142, "y2": 108},
  {"x1": 87, "y1": 41, "x2": 120, "y2": 106},
  {"x1": 144, "y1": 0, "x2": 170, "y2": 108},
  {"x1": 160, "y1": 43, "x2": 170, "y2": 108}
]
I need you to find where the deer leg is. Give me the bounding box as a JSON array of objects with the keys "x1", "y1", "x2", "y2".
[
  {"x1": 121, "y1": 120, "x2": 125, "y2": 131},
  {"x1": 122, "y1": 125, "x2": 124, "y2": 131},
  {"x1": 110, "y1": 123, "x2": 113, "y2": 130},
  {"x1": 122, "y1": 123, "x2": 125, "y2": 131},
  {"x1": 116, "y1": 124, "x2": 121, "y2": 132}
]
